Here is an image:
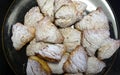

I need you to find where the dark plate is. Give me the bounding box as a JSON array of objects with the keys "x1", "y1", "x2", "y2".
[{"x1": 2, "y1": 0, "x2": 120, "y2": 75}]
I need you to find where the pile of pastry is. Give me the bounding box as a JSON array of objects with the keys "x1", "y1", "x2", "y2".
[{"x1": 11, "y1": 0, "x2": 120, "y2": 75}]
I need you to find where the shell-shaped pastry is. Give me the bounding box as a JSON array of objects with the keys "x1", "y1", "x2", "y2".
[
  {"x1": 82, "y1": 29, "x2": 110, "y2": 56},
  {"x1": 47, "y1": 53, "x2": 69, "y2": 74},
  {"x1": 24, "y1": 7, "x2": 43, "y2": 27},
  {"x1": 75, "y1": 8, "x2": 109, "y2": 31},
  {"x1": 63, "y1": 46, "x2": 87, "y2": 73},
  {"x1": 11, "y1": 23, "x2": 35, "y2": 50},
  {"x1": 35, "y1": 17, "x2": 64, "y2": 43},
  {"x1": 26, "y1": 42, "x2": 66, "y2": 62},
  {"x1": 86, "y1": 57, "x2": 106, "y2": 74},
  {"x1": 98, "y1": 38, "x2": 120, "y2": 60},
  {"x1": 60, "y1": 27, "x2": 81, "y2": 52},
  {"x1": 37, "y1": 0, "x2": 54, "y2": 21}
]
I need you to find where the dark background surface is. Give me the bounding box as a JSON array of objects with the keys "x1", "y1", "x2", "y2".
[
  {"x1": 0, "y1": 0, "x2": 120, "y2": 75},
  {"x1": 0, "y1": 1, "x2": 15, "y2": 75}
]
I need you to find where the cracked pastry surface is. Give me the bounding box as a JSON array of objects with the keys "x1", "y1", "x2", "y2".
[
  {"x1": 35, "y1": 17, "x2": 64, "y2": 43},
  {"x1": 11, "y1": 23, "x2": 35, "y2": 50},
  {"x1": 47, "y1": 53, "x2": 69, "y2": 74},
  {"x1": 24, "y1": 7, "x2": 43, "y2": 27},
  {"x1": 60, "y1": 27, "x2": 81, "y2": 52},
  {"x1": 37, "y1": 0, "x2": 54, "y2": 21},
  {"x1": 55, "y1": 0, "x2": 86, "y2": 28},
  {"x1": 86, "y1": 57, "x2": 106, "y2": 74},
  {"x1": 75, "y1": 8, "x2": 109, "y2": 31},
  {"x1": 63, "y1": 46, "x2": 87, "y2": 73},
  {"x1": 26, "y1": 41, "x2": 66, "y2": 62},
  {"x1": 71, "y1": 0, "x2": 87, "y2": 20},
  {"x1": 82, "y1": 29, "x2": 110, "y2": 56},
  {"x1": 98, "y1": 38, "x2": 120, "y2": 60},
  {"x1": 54, "y1": 0, "x2": 72, "y2": 12}
]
